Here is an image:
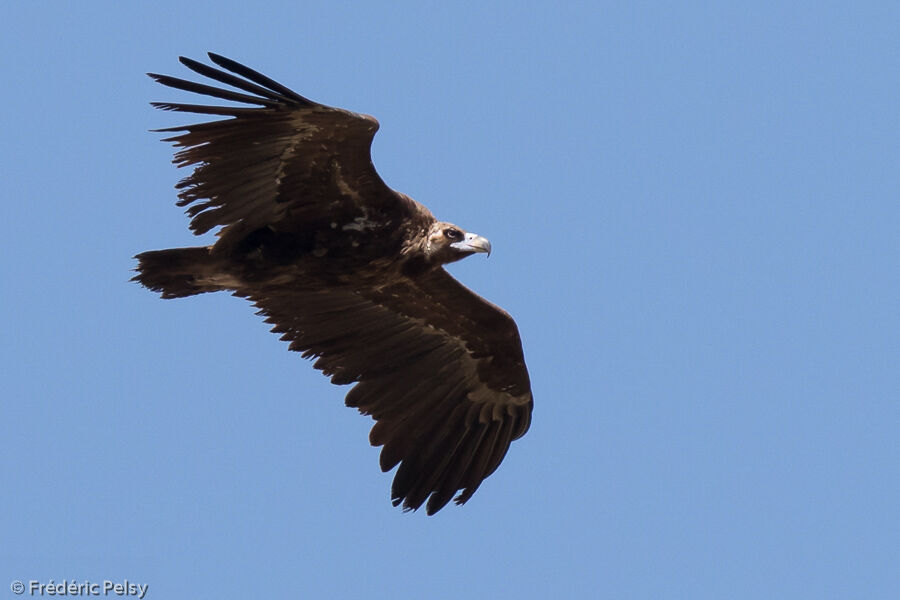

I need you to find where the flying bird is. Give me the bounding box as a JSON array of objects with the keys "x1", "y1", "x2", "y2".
[{"x1": 134, "y1": 54, "x2": 533, "y2": 514}]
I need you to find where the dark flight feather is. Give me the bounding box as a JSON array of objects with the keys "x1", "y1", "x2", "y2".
[
  {"x1": 134, "y1": 54, "x2": 533, "y2": 514},
  {"x1": 147, "y1": 73, "x2": 280, "y2": 107},
  {"x1": 207, "y1": 52, "x2": 315, "y2": 105}
]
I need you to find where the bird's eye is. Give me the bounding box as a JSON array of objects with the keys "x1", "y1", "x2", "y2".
[{"x1": 444, "y1": 229, "x2": 462, "y2": 241}]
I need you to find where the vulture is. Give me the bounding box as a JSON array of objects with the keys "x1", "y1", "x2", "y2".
[{"x1": 134, "y1": 54, "x2": 533, "y2": 515}]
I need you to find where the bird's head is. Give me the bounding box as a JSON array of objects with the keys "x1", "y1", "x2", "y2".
[{"x1": 423, "y1": 221, "x2": 492, "y2": 265}]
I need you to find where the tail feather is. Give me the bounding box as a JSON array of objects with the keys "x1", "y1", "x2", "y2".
[{"x1": 133, "y1": 246, "x2": 230, "y2": 299}]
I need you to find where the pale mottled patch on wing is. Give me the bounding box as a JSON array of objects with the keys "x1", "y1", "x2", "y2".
[{"x1": 332, "y1": 162, "x2": 363, "y2": 202}]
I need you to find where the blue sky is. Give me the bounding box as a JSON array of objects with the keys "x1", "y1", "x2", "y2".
[{"x1": 2, "y1": 2, "x2": 898, "y2": 598}]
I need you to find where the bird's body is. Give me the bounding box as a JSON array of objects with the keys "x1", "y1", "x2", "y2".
[{"x1": 135, "y1": 54, "x2": 533, "y2": 514}]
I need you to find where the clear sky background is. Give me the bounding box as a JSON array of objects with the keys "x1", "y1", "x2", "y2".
[{"x1": 2, "y1": 2, "x2": 898, "y2": 599}]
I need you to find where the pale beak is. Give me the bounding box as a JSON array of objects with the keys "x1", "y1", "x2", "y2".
[{"x1": 451, "y1": 232, "x2": 492, "y2": 256}]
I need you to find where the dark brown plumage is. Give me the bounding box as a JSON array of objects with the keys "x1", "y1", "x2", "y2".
[{"x1": 134, "y1": 54, "x2": 533, "y2": 514}]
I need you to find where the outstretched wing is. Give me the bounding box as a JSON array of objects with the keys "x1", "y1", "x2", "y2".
[
  {"x1": 149, "y1": 53, "x2": 419, "y2": 247},
  {"x1": 245, "y1": 268, "x2": 533, "y2": 514}
]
